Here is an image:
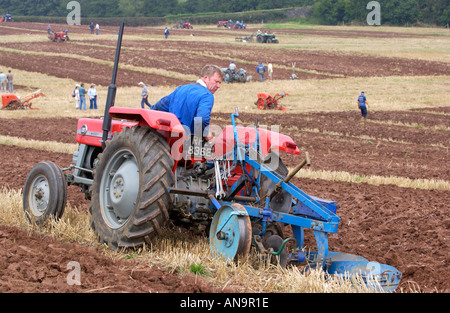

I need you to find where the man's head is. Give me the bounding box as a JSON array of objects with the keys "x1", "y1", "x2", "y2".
[{"x1": 200, "y1": 65, "x2": 223, "y2": 95}]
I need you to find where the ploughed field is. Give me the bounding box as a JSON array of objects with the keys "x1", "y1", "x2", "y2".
[
  {"x1": 0, "y1": 22, "x2": 449, "y2": 293},
  {"x1": 1, "y1": 108, "x2": 448, "y2": 292}
]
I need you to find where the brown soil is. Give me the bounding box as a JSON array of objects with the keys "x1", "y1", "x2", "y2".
[
  {"x1": 0, "y1": 22, "x2": 449, "y2": 293},
  {"x1": 1, "y1": 110, "x2": 448, "y2": 293},
  {"x1": 0, "y1": 224, "x2": 237, "y2": 293}
]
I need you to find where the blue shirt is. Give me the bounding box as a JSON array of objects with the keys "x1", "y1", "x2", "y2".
[
  {"x1": 358, "y1": 94, "x2": 366, "y2": 107},
  {"x1": 79, "y1": 87, "x2": 86, "y2": 97},
  {"x1": 151, "y1": 83, "x2": 214, "y2": 135},
  {"x1": 257, "y1": 65, "x2": 266, "y2": 74}
]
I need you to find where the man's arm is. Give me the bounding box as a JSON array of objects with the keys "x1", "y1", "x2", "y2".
[{"x1": 151, "y1": 94, "x2": 170, "y2": 111}]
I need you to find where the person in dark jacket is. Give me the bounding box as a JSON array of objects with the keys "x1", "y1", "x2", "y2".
[
  {"x1": 256, "y1": 62, "x2": 266, "y2": 82},
  {"x1": 357, "y1": 91, "x2": 369, "y2": 120}
]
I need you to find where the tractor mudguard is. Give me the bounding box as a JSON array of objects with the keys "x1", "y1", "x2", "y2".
[
  {"x1": 108, "y1": 107, "x2": 185, "y2": 135},
  {"x1": 108, "y1": 107, "x2": 186, "y2": 157},
  {"x1": 76, "y1": 107, "x2": 187, "y2": 159},
  {"x1": 214, "y1": 125, "x2": 300, "y2": 157}
]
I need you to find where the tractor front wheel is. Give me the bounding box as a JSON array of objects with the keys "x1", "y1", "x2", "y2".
[
  {"x1": 23, "y1": 161, "x2": 67, "y2": 225},
  {"x1": 89, "y1": 126, "x2": 174, "y2": 250}
]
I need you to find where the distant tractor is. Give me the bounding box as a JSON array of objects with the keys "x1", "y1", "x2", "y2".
[
  {"x1": 255, "y1": 92, "x2": 288, "y2": 111},
  {"x1": 173, "y1": 21, "x2": 193, "y2": 29},
  {"x1": 181, "y1": 22, "x2": 193, "y2": 29},
  {"x1": 222, "y1": 67, "x2": 251, "y2": 83},
  {"x1": 1, "y1": 13, "x2": 12, "y2": 22},
  {"x1": 232, "y1": 21, "x2": 247, "y2": 29},
  {"x1": 217, "y1": 21, "x2": 229, "y2": 27},
  {"x1": 49, "y1": 31, "x2": 69, "y2": 42},
  {"x1": 256, "y1": 33, "x2": 278, "y2": 44}
]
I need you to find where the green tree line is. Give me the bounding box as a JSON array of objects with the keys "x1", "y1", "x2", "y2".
[
  {"x1": 312, "y1": 0, "x2": 450, "y2": 25},
  {"x1": 0, "y1": 0, "x2": 448, "y2": 26}
]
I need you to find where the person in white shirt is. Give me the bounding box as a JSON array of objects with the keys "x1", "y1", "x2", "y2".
[
  {"x1": 0, "y1": 71, "x2": 6, "y2": 92},
  {"x1": 74, "y1": 84, "x2": 80, "y2": 108},
  {"x1": 268, "y1": 63, "x2": 273, "y2": 82}
]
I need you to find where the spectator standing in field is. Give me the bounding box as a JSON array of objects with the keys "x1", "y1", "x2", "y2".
[
  {"x1": 268, "y1": 62, "x2": 273, "y2": 82},
  {"x1": 78, "y1": 83, "x2": 87, "y2": 111},
  {"x1": 256, "y1": 62, "x2": 266, "y2": 82},
  {"x1": 96, "y1": 23, "x2": 99, "y2": 35},
  {"x1": 47, "y1": 24, "x2": 51, "y2": 35},
  {"x1": 357, "y1": 91, "x2": 369, "y2": 121},
  {"x1": 73, "y1": 84, "x2": 80, "y2": 109},
  {"x1": 88, "y1": 83, "x2": 98, "y2": 110},
  {"x1": 164, "y1": 27, "x2": 169, "y2": 39},
  {"x1": 0, "y1": 71, "x2": 6, "y2": 92},
  {"x1": 90, "y1": 22, "x2": 95, "y2": 34},
  {"x1": 138, "y1": 82, "x2": 151, "y2": 109},
  {"x1": 7, "y1": 70, "x2": 13, "y2": 93}
]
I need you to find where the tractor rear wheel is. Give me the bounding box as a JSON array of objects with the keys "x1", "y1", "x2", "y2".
[
  {"x1": 89, "y1": 126, "x2": 174, "y2": 250},
  {"x1": 23, "y1": 161, "x2": 67, "y2": 225},
  {"x1": 256, "y1": 98, "x2": 267, "y2": 110}
]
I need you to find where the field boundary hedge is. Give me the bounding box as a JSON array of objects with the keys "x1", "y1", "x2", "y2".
[{"x1": 11, "y1": 7, "x2": 312, "y2": 27}]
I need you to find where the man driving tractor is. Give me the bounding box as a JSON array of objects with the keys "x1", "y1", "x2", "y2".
[{"x1": 151, "y1": 64, "x2": 223, "y2": 143}]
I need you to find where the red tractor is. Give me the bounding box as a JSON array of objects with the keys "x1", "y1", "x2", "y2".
[
  {"x1": 49, "y1": 30, "x2": 69, "y2": 42},
  {"x1": 173, "y1": 21, "x2": 193, "y2": 29},
  {"x1": 181, "y1": 22, "x2": 193, "y2": 29},
  {"x1": 21, "y1": 23, "x2": 402, "y2": 292},
  {"x1": 217, "y1": 21, "x2": 229, "y2": 27},
  {"x1": 255, "y1": 92, "x2": 288, "y2": 111}
]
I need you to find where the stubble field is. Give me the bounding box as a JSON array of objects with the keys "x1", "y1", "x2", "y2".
[{"x1": 0, "y1": 21, "x2": 449, "y2": 293}]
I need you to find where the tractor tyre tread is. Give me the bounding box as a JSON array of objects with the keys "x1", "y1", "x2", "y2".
[
  {"x1": 89, "y1": 126, "x2": 174, "y2": 250},
  {"x1": 23, "y1": 161, "x2": 67, "y2": 225}
]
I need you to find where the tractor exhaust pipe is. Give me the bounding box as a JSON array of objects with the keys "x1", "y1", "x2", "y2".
[{"x1": 101, "y1": 22, "x2": 125, "y2": 150}]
